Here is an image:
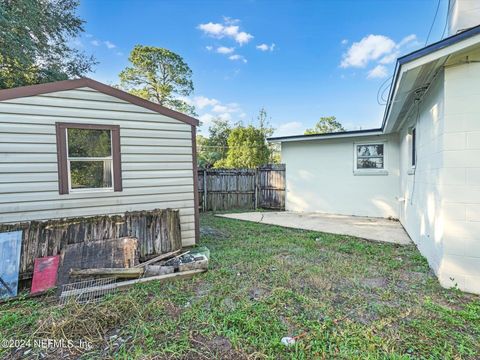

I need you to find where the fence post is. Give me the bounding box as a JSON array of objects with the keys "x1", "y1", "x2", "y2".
[
  {"x1": 203, "y1": 169, "x2": 207, "y2": 212},
  {"x1": 254, "y1": 167, "x2": 258, "y2": 209}
]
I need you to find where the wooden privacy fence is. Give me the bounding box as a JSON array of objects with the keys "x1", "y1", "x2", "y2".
[
  {"x1": 198, "y1": 164, "x2": 285, "y2": 211},
  {"x1": 0, "y1": 208, "x2": 182, "y2": 280}
]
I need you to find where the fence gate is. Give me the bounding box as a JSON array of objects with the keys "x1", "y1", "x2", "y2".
[
  {"x1": 257, "y1": 164, "x2": 285, "y2": 209},
  {"x1": 198, "y1": 164, "x2": 285, "y2": 212}
]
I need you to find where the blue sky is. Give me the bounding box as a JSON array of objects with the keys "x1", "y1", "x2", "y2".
[{"x1": 76, "y1": 0, "x2": 450, "y2": 136}]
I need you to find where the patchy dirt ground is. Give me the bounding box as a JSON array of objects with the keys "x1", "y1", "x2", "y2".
[{"x1": 1, "y1": 213, "x2": 479, "y2": 359}]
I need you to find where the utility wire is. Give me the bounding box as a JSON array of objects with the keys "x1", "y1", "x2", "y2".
[
  {"x1": 441, "y1": 0, "x2": 454, "y2": 39},
  {"x1": 425, "y1": 0, "x2": 442, "y2": 46},
  {"x1": 376, "y1": 75, "x2": 393, "y2": 105},
  {"x1": 377, "y1": 0, "x2": 448, "y2": 108}
]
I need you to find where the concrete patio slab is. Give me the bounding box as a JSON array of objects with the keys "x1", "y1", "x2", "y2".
[{"x1": 217, "y1": 211, "x2": 412, "y2": 245}]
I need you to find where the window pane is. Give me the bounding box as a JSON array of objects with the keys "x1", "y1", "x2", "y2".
[
  {"x1": 68, "y1": 128, "x2": 111, "y2": 157},
  {"x1": 357, "y1": 144, "x2": 384, "y2": 157},
  {"x1": 357, "y1": 157, "x2": 384, "y2": 169},
  {"x1": 70, "y1": 160, "x2": 112, "y2": 189}
]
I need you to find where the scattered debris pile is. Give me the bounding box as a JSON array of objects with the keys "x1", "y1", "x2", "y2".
[
  {"x1": 164, "y1": 248, "x2": 209, "y2": 270},
  {"x1": 0, "y1": 229, "x2": 209, "y2": 304},
  {"x1": 58, "y1": 245, "x2": 209, "y2": 304}
]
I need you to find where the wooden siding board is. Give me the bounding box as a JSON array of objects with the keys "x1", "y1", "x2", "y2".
[{"x1": 0, "y1": 87, "x2": 196, "y2": 247}]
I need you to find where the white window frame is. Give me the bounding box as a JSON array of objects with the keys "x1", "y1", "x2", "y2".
[
  {"x1": 353, "y1": 141, "x2": 388, "y2": 176},
  {"x1": 66, "y1": 128, "x2": 114, "y2": 193}
]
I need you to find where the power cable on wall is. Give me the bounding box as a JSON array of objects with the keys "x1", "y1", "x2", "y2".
[{"x1": 410, "y1": 101, "x2": 420, "y2": 206}]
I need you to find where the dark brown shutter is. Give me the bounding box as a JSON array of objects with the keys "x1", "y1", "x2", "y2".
[
  {"x1": 55, "y1": 123, "x2": 69, "y2": 194},
  {"x1": 112, "y1": 126, "x2": 122, "y2": 192}
]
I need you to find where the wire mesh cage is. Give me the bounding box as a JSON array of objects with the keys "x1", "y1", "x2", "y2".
[{"x1": 59, "y1": 277, "x2": 117, "y2": 305}]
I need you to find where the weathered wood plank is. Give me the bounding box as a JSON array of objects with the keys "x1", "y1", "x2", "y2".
[
  {"x1": 58, "y1": 237, "x2": 139, "y2": 286},
  {"x1": 70, "y1": 267, "x2": 144, "y2": 279}
]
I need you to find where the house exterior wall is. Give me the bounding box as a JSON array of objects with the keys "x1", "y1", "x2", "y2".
[
  {"x1": 440, "y1": 60, "x2": 480, "y2": 293},
  {"x1": 0, "y1": 87, "x2": 197, "y2": 246},
  {"x1": 398, "y1": 60, "x2": 480, "y2": 294},
  {"x1": 398, "y1": 71, "x2": 445, "y2": 284},
  {"x1": 281, "y1": 134, "x2": 400, "y2": 218}
]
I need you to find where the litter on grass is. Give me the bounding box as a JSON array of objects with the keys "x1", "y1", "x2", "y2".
[
  {"x1": 281, "y1": 332, "x2": 307, "y2": 347},
  {"x1": 281, "y1": 337, "x2": 296, "y2": 346}
]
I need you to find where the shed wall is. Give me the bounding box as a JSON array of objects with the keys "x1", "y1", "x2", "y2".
[{"x1": 0, "y1": 87, "x2": 196, "y2": 246}]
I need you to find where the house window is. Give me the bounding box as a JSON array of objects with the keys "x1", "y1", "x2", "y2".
[
  {"x1": 56, "y1": 123, "x2": 122, "y2": 194},
  {"x1": 411, "y1": 127, "x2": 416, "y2": 167},
  {"x1": 354, "y1": 143, "x2": 385, "y2": 172}
]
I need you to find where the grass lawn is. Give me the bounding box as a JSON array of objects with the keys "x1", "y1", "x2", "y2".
[{"x1": 1, "y1": 212, "x2": 479, "y2": 359}]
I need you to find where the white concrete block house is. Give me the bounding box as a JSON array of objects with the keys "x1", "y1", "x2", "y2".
[
  {"x1": 270, "y1": 9, "x2": 480, "y2": 294},
  {"x1": 0, "y1": 78, "x2": 199, "y2": 247}
]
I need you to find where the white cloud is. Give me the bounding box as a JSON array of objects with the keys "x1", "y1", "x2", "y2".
[
  {"x1": 216, "y1": 46, "x2": 235, "y2": 54},
  {"x1": 193, "y1": 96, "x2": 219, "y2": 109},
  {"x1": 256, "y1": 43, "x2": 275, "y2": 52},
  {"x1": 85, "y1": 33, "x2": 93, "y2": 38},
  {"x1": 197, "y1": 19, "x2": 253, "y2": 45},
  {"x1": 367, "y1": 65, "x2": 388, "y2": 79},
  {"x1": 378, "y1": 52, "x2": 398, "y2": 64},
  {"x1": 341, "y1": 34, "x2": 395, "y2": 68},
  {"x1": 235, "y1": 31, "x2": 254, "y2": 45},
  {"x1": 397, "y1": 34, "x2": 417, "y2": 48},
  {"x1": 340, "y1": 33, "x2": 419, "y2": 79},
  {"x1": 91, "y1": 40, "x2": 100, "y2": 46},
  {"x1": 104, "y1": 41, "x2": 116, "y2": 49},
  {"x1": 256, "y1": 44, "x2": 269, "y2": 51},
  {"x1": 199, "y1": 110, "x2": 233, "y2": 126},
  {"x1": 378, "y1": 34, "x2": 417, "y2": 64},
  {"x1": 206, "y1": 45, "x2": 213, "y2": 51},
  {"x1": 212, "y1": 104, "x2": 229, "y2": 113},
  {"x1": 229, "y1": 54, "x2": 247, "y2": 63},
  {"x1": 212, "y1": 102, "x2": 240, "y2": 113},
  {"x1": 224, "y1": 25, "x2": 239, "y2": 37},
  {"x1": 223, "y1": 16, "x2": 240, "y2": 25},
  {"x1": 341, "y1": 39, "x2": 348, "y2": 45},
  {"x1": 273, "y1": 121, "x2": 304, "y2": 137},
  {"x1": 199, "y1": 113, "x2": 216, "y2": 126},
  {"x1": 185, "y1": 95, "x2": 244, "y2": 132},
  {"x1": 198, "y1": 22, "x2": 224, "y2": 36}
]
